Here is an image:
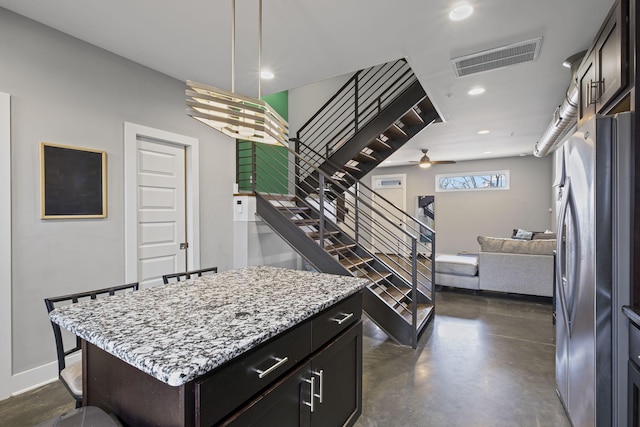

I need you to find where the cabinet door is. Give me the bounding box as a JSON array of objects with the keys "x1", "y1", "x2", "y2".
[
  {"x1": 577, "y1": 51, "x2": 597, "y2": 127},
  {"x1": 595, "y1": 0, "x2": 628, "y2": 112},
  {"x1": 628, "y1": 360, "x2": 640, "y2": 427},
  {"x1": 311, "y1": 321, "x2": 362, "y2": 427},
  {"x1": 221, "y1": 362, "x2": 312, "y2": 427}
]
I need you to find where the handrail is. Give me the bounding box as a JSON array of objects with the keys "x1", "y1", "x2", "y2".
[
  {"x1": 296, "y1": 59, "x2": 416, "y2": 171},
  {"x1": 239, "y1": 140, "x2": 435, "y2": 314},
  {"x1": 298, "y1": 71, "x2": 362, "y2": 136},
  {"x1": 293, "y1": 138, "x2": 432, "y2": 234}
]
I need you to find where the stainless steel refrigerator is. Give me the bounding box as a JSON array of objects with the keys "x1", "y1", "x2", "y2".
[{"x1": 555, "y1": 112, "x2": 632, "y2": 427}]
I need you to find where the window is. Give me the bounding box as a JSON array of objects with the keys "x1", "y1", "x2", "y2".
[{"x1": 435, "y1": 170, "x2": 509, "y2": 192}]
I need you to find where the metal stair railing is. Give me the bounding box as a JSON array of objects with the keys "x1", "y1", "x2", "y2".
[
  {"x1": 295, "y1": 59, "x2": 416, "y2": 179},
  {"x1": 237, "y1": 140, "x2": 435, "y2": 344}
]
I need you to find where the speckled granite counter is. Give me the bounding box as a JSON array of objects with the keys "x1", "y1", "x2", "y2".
[{"x1": 50, "y1": 266, "x2": 368, "y2": 386}]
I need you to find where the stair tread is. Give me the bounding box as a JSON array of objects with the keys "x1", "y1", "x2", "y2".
[
  {"x1": 361, "y1": 271, "x2": 393, "y2": 284},
  {"x1": 378, "y1": 285, "x2": 410, "y2": 306},
  {"x1": 262, "y1": 194, "x2": 297, "y2": 202},
  {"x1": 276, "y1": 206, "x2": 309, "y2": 212},
  {"x1": 368, "y1": 138, "x2": 392, "y2": 151},
  {"x1": 292, "y1": 219, "x2": 319, "y2": 225},
  {"x1": 354, "y1": 151, "x2": 377, "y2": 162},
  {"x1": 343, "y1": 163, "x2": 362, "y2": 172},
  {"x1": 324, "y1": 243, "x2": 357, "y2": 253},
  {"x1": 307, "y1": 230, "x2": 340, "y2": 238},
  {"x1": 399, "y1": 303, "x2": 433, "y2": 324},
  {"x1": 384, "y1": 123, "x2": 407, "y2": 138},
  {"x1": 400, "y1": 107, "x2": 425, "y2": 126},
  {"x1": 339, "y1": 256, "x2": 373, "y2": 269}
]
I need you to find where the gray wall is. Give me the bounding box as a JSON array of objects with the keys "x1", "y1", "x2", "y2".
[
  {"x1": 288, "y1": 73, "x2": 352, "y2": 140},
  {"x1": 1, "y1": 8, "x2": 235, "y2": 373},
  {"x1": 366, "y1": 155, "x2": 554, "y2": 254}
]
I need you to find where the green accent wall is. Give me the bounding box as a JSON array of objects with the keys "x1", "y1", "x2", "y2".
[{"x1": 238, "y1": 91, "x2": 289, "y2": 194}]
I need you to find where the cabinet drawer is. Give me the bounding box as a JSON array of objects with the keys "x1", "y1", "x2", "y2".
[
  {"x1": 630, "y1": 322, "x2": 640, "y2": 366},
  {"x1": 195, "y1": 321, "x2": 312, "y2": 427},
  {"x1": 312, "y1": 292, "x2": 362, "y2": 352}
]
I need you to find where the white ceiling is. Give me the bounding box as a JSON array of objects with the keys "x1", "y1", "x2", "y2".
[{"x1": 0, "y1": 0, "x2": 613, "y2": 166}]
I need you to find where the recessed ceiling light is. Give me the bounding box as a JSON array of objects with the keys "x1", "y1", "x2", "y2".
[
  {"x1": 449, "y1": 3, "x2": 473, "y2": 21},
  {"x1": 260, "y1": 70, "x2": 274, "y2": 80},
  {"x1": 468, "y1": 87, "x2": 485, "y2": 96},
  {"x1": 484, "y1": 151, "x2": 492, "y2": 154},
  {"x1": 477, "y1": 130, "x2": 490, "y2": 135}
]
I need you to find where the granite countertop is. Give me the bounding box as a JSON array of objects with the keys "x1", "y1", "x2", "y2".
[{"x1": 50, "y1": 266, "x2": 368, "y2": 386}]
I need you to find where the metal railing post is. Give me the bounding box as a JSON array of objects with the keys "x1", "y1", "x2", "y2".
[
  {"x1": 411, "y1": 237, "x2": 418, "y2": 348},
  {"x1": 318, "y1": 175, "x2": 325, "y2": 248},
  {"x1": 430, "y1": 232, "x2": 436, "y2": 305},
  {"x1": 251, "y1": 141, "x2": 257, "y2": 193},
  {"x1": 354, "y1": 73, "x2": 359, "y2": 133},
  {"x1": 354, "y1": 182, "x2": 360, "y2": 244}
]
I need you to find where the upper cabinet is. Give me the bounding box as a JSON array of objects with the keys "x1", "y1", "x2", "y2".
[{"x1": 577, "y1": 0, "x2": 629, "y2": 126}]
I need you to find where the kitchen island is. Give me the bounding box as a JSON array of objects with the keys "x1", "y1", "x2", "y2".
[{"x1": 50, "y1": 266, "x2": 368, "y2": 426}]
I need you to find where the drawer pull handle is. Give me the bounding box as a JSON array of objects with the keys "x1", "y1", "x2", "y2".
[
  {"x1": 256, "y1": 356, "x2": 288, "y2": 379},
  {"x1": 332, "y1": 312, "x2": 354, "y2": 325},
  {"x1": 313, "y1": 369, "x2": 324, "y2": 403},
  {"x1": 304, "y1": 376, "x2": 316, "y2": 412}
]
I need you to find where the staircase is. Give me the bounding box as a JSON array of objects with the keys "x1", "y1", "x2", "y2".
[
  {"x1": 295, "y1": 59, "x2": 440, "y2": 193},
  {"x1": 236, "y1": 59, "x2": 440, "y2": 348}
]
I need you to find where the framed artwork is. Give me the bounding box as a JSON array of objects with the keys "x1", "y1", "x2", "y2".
[{"x1": 40, "y1": 142, "x2": 107, "y2": 219}]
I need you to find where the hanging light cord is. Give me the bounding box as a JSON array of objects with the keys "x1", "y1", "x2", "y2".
[
  {"x1": 231, "y1": 0, "x2": 236, "y2": 93},
  {"x1": 258, "y1": 0, "x2": 262, "y2": 99}
]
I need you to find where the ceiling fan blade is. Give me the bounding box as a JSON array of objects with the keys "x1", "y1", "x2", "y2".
[{"x1": 430, "y1": 160, "x2": 456, "y2": 164}]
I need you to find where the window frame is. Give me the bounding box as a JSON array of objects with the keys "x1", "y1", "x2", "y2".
[{"x1": 435, "y1": 170, "x2": 510, "y2": 192}]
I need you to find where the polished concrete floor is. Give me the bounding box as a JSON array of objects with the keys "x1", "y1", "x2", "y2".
[
  {"x1": 0, "y1": 288, "x2": 568, "y2": 426},
  {"x1": 355, "y1": 288, "x2": 570, "y2": 427}
]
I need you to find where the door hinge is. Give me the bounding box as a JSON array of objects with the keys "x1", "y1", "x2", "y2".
[{"x1": 180, "y1": 242, "x2": 189, "y2": 250}]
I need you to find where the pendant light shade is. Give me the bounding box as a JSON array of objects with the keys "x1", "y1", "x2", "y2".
[
  {"x1": 186, "y1": 0, "x2": 289, "y2": 146},
  {"x1": 186, "y1": 81, "x2": 289, "y2": 146}
]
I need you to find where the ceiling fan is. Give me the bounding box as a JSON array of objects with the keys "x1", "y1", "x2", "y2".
[{"x1": 412, "y1": 149, "x2": 456, "y2": 168}]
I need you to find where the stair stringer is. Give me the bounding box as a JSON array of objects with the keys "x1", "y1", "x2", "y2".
[
  {"x1": 254, "y1": 195, "x2": 350, "y2": 276},
  {"x1": 256, "y1": 194, "x2": 432, "y2": 347}
]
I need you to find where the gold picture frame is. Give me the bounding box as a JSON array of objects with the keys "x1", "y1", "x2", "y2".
[{"x1": 40, "y1": 142, "x2": 107, "y2": 219}]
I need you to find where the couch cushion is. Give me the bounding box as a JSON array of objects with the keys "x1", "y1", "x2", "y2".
[
  {"x1": 435, "y1": 254, "x2": 478, "y2": 276},
  {"x1": 477, "y1": 236, "x2": 556, "y2": 255}
]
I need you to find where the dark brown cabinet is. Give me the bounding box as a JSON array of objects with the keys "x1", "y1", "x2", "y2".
[
  {"x1": 629, "y1": 360, "x2": 640, "y2": 427},
  {"x1": 222, "y1": 321, "x2": 362, "y2": 427},
  {"x1": 577, "y1": 0, "x2": 628, "y2": 126},
  {"x1": 629, "y1": 319, "x2": 640, "y2": 427},
  {"x1": 84, "y1": 291, "x2": 364, "y2": 427}
]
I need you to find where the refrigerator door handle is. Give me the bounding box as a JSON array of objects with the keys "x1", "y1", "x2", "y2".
[{"x1": 556, "y1": 177, "x2": 572, "y2": 336}]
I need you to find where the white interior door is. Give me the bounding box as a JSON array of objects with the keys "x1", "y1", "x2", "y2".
[
  {"x1": 136, "y1": 139, "x2": 186, "y2": 287},
  {"x1": 372, "y1": 174, "x2": 407, "y2": 255}
]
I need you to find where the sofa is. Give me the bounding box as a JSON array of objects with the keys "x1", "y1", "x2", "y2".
[{"x1": 477, "y1": 235, "x2": 555, "y2": 297}]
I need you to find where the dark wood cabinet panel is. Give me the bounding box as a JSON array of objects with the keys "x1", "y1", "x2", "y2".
[
  {"x1": 311, "y1": 292, "x2": 361, "y2": 352},
  {"x1": 310, "y1": 321, "x2": 362, "y2": 427},
  {"x1": 195, "y1": 322, "x2": 311, "y2": 426},
  {"x1": 84, "y1": 292, "x2": 363, "y2": 426},
  {"x1": 629, "y1": 360, "x2": 640, "y2": 426},
  {"x1": 221, "y1": 321, "x2": 363, "y2": 427},
  {"x1": 577, "y1": 0, "x2": 629, "y2": 127},
  {"x1": 578, "y1": 51, "x2": 597, "y2": 126},
  {"x1": 221, "y1": 362, "x2": 313, "y2": 427},
  {"x1": 596, "y1": 0, "x2": 629, "y2": 112}
]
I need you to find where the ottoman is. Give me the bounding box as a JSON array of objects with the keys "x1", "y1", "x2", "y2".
[{"x1": 435, "y1": 254, "x2": 479, "y2": 291}]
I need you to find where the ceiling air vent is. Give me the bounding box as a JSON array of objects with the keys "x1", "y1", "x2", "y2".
[{"x1": 452, "y1": 37, "x2": 542, "y2": 78}]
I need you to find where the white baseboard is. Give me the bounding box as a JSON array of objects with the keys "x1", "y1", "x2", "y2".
[{"x1": 7, "y1": 353, "x2": 80, "y2": 398}]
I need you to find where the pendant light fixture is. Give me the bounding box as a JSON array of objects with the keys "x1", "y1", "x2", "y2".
[{"x1": 186, "y1": 0, "x2": 288, "y2": 146}]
